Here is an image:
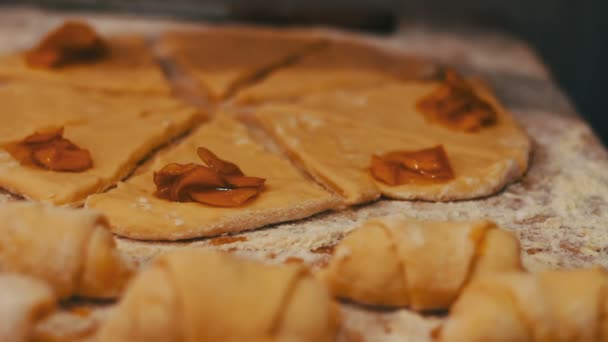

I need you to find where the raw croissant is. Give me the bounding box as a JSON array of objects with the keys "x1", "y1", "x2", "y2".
[
  {"x1": 321, "y1": 216, "x2": 522, "y2": 310},
  {"x1": 440, "y1": 268, "x2": 608, "y2": 342},
  {"x1": 98, "y1": 249, "x2": 339, "y2": 342},
  {"x1": 0, "y1": 274, "x2": 55, "y2": 342},
  {"x1": 0, "y1": 202, "x2": 133, "y2": 299}
]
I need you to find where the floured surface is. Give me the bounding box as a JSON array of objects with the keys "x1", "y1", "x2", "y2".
[{"x1": 0, "y1": 7, "x2": 607, "y2": 342}]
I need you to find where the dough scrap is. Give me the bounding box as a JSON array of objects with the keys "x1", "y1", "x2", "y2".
[
  {"x1": 98, "y1": 249, "x2": 338, "y2": 341},
  {"x1": 0, "y1": 201, "x2": 133, "y2": 299},
  {"x1": 0, "y1": 82, "x2": 201, "y2": 204},
  {"x1": 321, "y1": 216, "x2": 522, "y2": 310},
  {"x1": 86, "y1": 115, "x2": 339, "y2": 240}
]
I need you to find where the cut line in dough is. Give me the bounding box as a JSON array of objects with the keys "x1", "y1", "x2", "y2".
[
  {"x1": 0, "y1": 82, "x2": 201, "y2": 204},
  {"x1": 86, "y1": 115, "x2": 339, "y2": 240}
]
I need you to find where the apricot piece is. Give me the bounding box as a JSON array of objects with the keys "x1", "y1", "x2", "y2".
[
  {"x1": 417, "y1": 69, "x2": 496, "y2": 132},
  {"x1": 190, "y1": 187, "x2": 260, "y2": 207},
  {"x1": 197, "y1": 147, "x2": 243, "y2": 176},
  {"x1": 170, "y1": 167, "x2": 227, "y2": 202},
  {"x1": 6, "y1": 127, "x2": 93, "y2": 172},
  {"x1": 32, "y1": 144, "x2": 92, "y2": 172},
  {"x1": 371, "y1": 146, "x2": 453, "y2": 186},
  {"x1": 153, "y1": 147, "x2": 265, "y2": 207},
  {"x1": 25, "y1": 21, "x2": 106, "y2": 68}
]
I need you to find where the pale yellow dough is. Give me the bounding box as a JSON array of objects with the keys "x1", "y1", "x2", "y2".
[
  {"x1": 0, "y1": 202, "x2": 133, "y2": 299},
  {"x1": 0, "y1": 82, "x2": 201, "y2": 204},
  {"x1": 320, "y1": 216, "x2": 521, "y2": 310},
  {"x1": 440, "y1": 268, "x2": 608, "y2": 342},
  {"x1": 98, "y1": 249, "x2": 338, "y2": 342},
  {"x1": 159, "y1": 27, "x2": 325, "y2": 100},
  {"x1": 0, "y1": 274, "x2": 55, "y2": 342},
  {"x1": 86, "y1": 115, "x2": 339, "y2": 240},
  {"x1": 0, "y1": 35, "x2": 171, "y2": 94},
  {"x1": 254, "y1": 80, "x2": 531, "y2": 205},
  {"x1": 235, "y1": 39, "x2": 438, "y2": 104}
]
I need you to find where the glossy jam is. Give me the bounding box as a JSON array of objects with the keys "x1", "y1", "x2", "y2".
[
  {"x1": 370, "y1": 145, "x2": 454, "y2": 185},
  {"x1": 417, "y1": 69, "x2": 497, "y2": 132},
  {"x1": 25, "y1": 21, "x2": 107, "y2": 68},
  {"x1": 5, "y1": 127, "x2": 93, "y2": 172},
  {"x1": 154, "y1": 147, "x2": 265, "y2": 207}
]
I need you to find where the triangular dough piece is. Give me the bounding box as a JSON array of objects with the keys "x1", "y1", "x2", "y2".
[
  {"x1": 86, "y1": 115, "x2": 339, "y2": 240},
  {"x1": 0, "y1": 82, "x2": 200, "y2": 204},
  {"x1": 235, "y1": 39, "x2": 437, "y2": 104},
  {"x1": 253, "y1": 80, "x2": 530, "y2": 204},
  {"x1": 159, "y1": 27, "x2": 326, "y2": 100},
  {"x1": 298, "y1": 80, "x2": 530, "y2": 171},
  {"x1": 0, "y1": 35, "x2": 171, "y2": 94}
]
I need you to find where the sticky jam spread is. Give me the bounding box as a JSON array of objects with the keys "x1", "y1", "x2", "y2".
[
  {"x1": 5, "y1": 127, "x2": 93, "y2": 172},
  {"x1": 370, "y1": 145, "x2": 454, "y2": 185},
  {"x1": 416, "y1": 69, "x2": 497, "y2": 132},
  {"x1": 154, "y1": 147, "x2": 265, "y2": 207},
  {"x1": 25, "y1": 21, "x2": 107, "y2": 68}
]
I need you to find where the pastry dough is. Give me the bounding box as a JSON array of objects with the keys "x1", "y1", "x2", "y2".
[
  {"x1": 98, "y1": 249, "x2": 338, "y2": 342},
  {"x1": 236, "y1": 39, "x2": 437, "y2": 104},
  {"x1": 0, "y1": 82, "x2": 200, "y2": 204},
  {"x1": 440, "y1": 268, "x2": 608, "y2": 342},
  {"x1": 86, "y1": 115, "x2": 339, "y2": 240},
  {"x1": 320, "y1": 216, "x2": 521, "y2": 310},
  {"x1": 0, "y1": 202, "x2": 133, "y2": 299},
  {"x1": 159, "y1": 27, "x2": 325, "y2": 100},
  {"x1": 0, "y1": 35, "x2": 170, "y2": 94},
  {"x1": 0, "y1": 274, "x2": 55, "y2": 342},
  {"x1": 297, "y1": 80, "x2": 530, "y2": 172},
  {"x1": 253, "y1": 79, "x2": 530, "y2": 204}
]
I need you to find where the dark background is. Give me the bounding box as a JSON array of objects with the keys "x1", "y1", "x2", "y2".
[{"x1": 2, "y1": 0, "x2": 607, "y2": 145}]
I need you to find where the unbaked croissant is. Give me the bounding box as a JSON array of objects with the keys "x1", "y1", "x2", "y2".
[
  {"x1": 440, "y1": 268, "x2": 608, "y2": 342},
  {"x1": 0, "y1": 202, "x2": 133, "y2": 299},
  {"x1": 98, "y1": 249, "x2": 339, "y2": 342},
  {"x1": 0, "y1": 274, "x2": 55, "y2": 342},
  {"x1": 320, "y1": 216, "x2": 522, "y2": 310}
]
